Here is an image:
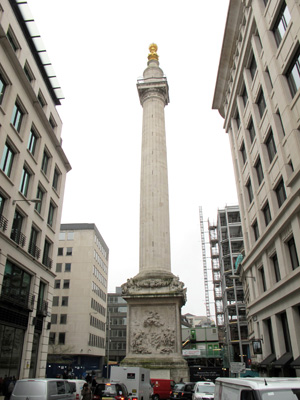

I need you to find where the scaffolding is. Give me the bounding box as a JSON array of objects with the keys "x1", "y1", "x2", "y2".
[{"x1": 199, "y1": 206, "x2": 210, "y2": 320}]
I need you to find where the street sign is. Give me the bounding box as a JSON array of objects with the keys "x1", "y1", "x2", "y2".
[{"x1": 230, "y1": 362, "x2": 246, "y2": 374}]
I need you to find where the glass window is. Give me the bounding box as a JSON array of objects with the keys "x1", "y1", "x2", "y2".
[
  {"x1": 246, "y1": 179, "x2": 254, "y2": 204},
  {"x1": 56, "y1": 263, "x2": 62, "y2": 273},
  {"x1": 65, "y1": 263, "x2": 71, "y2": 272},
  {"x1": 19, "y1": 166, "x2": 30, "y2": 196},
  {"x1": 0, "y1": 142, "x2": 14, "y2": 177},
  {"x1": 52, "y1": 167, "x2": 60, "y2": 191},
  {"x1": 54, "y1": 280, "x2": 60, "y2": 289},
  {"x1": 47, "y1": 202, "x2": 55, "y2": 227},
  {"x1": 7, "y1": 27, "x2": 18, "y2": 51},
  {"x1": 10, "y1": 210, "x2": 25, "y2": 246},
  {"x1": 252, "y1": 219, "x2": 260, "y2": 241},
  {"x1": 255, "y1": 157, "x2": 264, "y2": 185},
  {"x1": 2, "y1": 260, "x2": 31, "y2": 303},
  {"x1": 260, "y1": 267, "x2": 266, "y2": 291},
  {"x1": 27, "y1": 128, "x2": 38, "y2": 156},
  {"x1": 0, "y1": 72, "x2": 7, "y2": 105},
  {"x1": 63, "y1": 280, "x2": 70, "y2": 289},
  {"x1": 28, "y1": 226, "x2": 39, "y2": 258},
  {"x1": 249, "y1": 54, "x2": 257, "y2": 80},
  {"x1": 42, "y1": 239, "x2": 52, "y2": 268},
  {"x1": 59, "y1": 232, "x2": 66, "y2": 240},
  {"x1": 286, "y1": 48, "x2": 300, "y2": 98},
  {"x1": 273, "y1": 3, "x2": 291, "y2": 46},
  {"x1": 241, "y1": 85, "x2": 248, "y2": 106},
  {"x1": 248, "y1": 118, "x2": 256, "y2": 144},
  {"x1": 240, "y1": 142, "x2": 247, "y2": 164},
  {"x1": 66, "y1": 247, "x2": 72, "y2": 256},
  {"x1": 37, "y1": 91, "x2": 46, "y2": 108},
  {"x1": 287, "y1": 237, "x2": 299, "y2": 270},
  {"x1": 52, "y1": 296, "x2": 59, "y2": 307},
  {"x1": 235, "y1": 110, "x2": 240, "y2": 130},
  {"x1": 60, "y1": 314, "x2": 67, "y2": 324},
  {"x1": 257, "y1": 89, "x2": 266, "y2": 118},
  {"x1": 272, "y1": 253, "x2": 281, "y2": 282},
  {"x1": 41, "y1": 150, "x2": 49, "y2": 175},
  {"x1": 67, "y1": 232, "x2": 74, "y2": 240},
  {"x1": 263, "y1": 202, "x2": 272, "y2": 226},
  {"x1": 51, "y1": 314, "x2": 57, "y2": 324},
  {"x1": 265, "y1": 130, "x2": 277, "y2": 163},
  {"x1": 24, "y1": 62, "x2": 34, "y2": 82},
  {"x1": 58, "y1": 248, "x2": 63, "y2": 256},
  {"x1": 58, "y1": 333, "x2": 65, "y2": 345},
  {"x1": 11, "y1": 102, "x2": 23, "y2": 132},
  {"x1": 0, "y1": 193, "x2": 5, "y2": 217},
  {"x1": 275, "y1": 178, "x2": 287, "y2": 208},
  {"x1": 61, "y1": 296, "x2": 68, "y2": 306},
  {"x1": 35, "y1": 186, "x2": 44, "y2": 213},
  {"x1": 49, "y1": 332, "x2": 56, "y2": 345}
]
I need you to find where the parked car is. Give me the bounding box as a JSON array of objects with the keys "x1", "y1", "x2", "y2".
[
  {"x1": 11, "y1": 378, "x2": 75, "y2": 400},
  {"x1": 67, "y1": 379, "x2": 87, "y2": 400},
  {"x1": 94, "y1": 382, "x2": 131, "y2": 400},
  {"x1": 151, "y1": 379, "x2": 175, "y2": 400},
  {"x1": 170, "y1": 383, "x2": 195, "y2": 400},
  {"x1": 192, "y1": 382, "x2": 215, "y2": 400},
  {"x1": 93, "y1": 383, "x2": 106, "y2": 400}
]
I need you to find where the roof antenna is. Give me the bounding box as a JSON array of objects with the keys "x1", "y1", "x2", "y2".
[{"x1": 264, "y1": 379, "x2": 268, "y2": 386}]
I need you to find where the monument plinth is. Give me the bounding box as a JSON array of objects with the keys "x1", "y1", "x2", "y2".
[{"x1": 121, "y1": 45, "x2": 189, "y2": 381}]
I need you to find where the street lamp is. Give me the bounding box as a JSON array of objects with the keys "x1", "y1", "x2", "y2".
[{"x1": 12, "y1": 198, "x2": 42, "y2": 205}]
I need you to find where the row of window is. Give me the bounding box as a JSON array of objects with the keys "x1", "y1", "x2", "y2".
[
  {"x1": 54, "y1": 279, "x2": 70, "y2": 289},
  {"x1": 58, "y1": 247, "x2": 72, "y2": 256},
  {"x1": 56, "y1": 263, "x2": 71, "y2": 273},
  {"x1": 108, "y1": 342, "x2": 126, "y2": 351},
  {"x1": 51, "y1": 313, "x2": 67, "y2": 324},
  {"x1": 88, "y1": 333, "x2": 105, "y2": 349},
  {"x1": 90, "y1": 315, "x2": 105, "y2": 332},
  {"x1": 94, "y1": 250, "x2": 108, "y2": 274},
  {"x1": 94, "y1": 235, "x2": 108, "y2": 259},
  {"x1": 52, "y1": 296, "x2": 68, "y2": 307},
  {"x1": 257, "y1": 235, "x2": 299, "y2": 294},
  {"x1": 92, "y1": 281, "x2": 106, "y2": 301},
  {"x1": 91, "y1": 298, "x2": 106, "y2": 316},
  {"x1": 108, "y1": 296, "x2": 126, "y2": 304},
  {"x1": 49, "y1": 332, "x2": 65, "y2": 345},
  {"x1": 110, "y1": 329, "x2": 126, "y2": 338},
  {"x1": 108, "y1": 306, "x2": 127, "y2": 313},
  {"x1": 93, "y1": 265, "x2": 107, "y2": 288},
  {"x1": 59, "y1": 232, "x2": 74, "y2": 241}
]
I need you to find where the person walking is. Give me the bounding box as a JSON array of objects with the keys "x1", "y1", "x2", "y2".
[{"x1": 81, "y1": 383, "x2": 92, "y2": 400}]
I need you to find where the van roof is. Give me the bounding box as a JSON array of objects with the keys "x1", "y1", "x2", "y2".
[
  {"x1": 17, "y1": 379, "x2": 67, "y2": 382},
  {"x1": 216, "y1": 378, "x2": 300, "y2": 390}
]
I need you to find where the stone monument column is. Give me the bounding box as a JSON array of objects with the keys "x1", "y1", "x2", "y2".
[{"x1": 121, "y1": 44, "x2": 189, "y2": 381}]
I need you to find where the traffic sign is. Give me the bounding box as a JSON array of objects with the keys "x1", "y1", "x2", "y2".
[{"x1": 230, "y1": 362, "x2": 246, "y2": 374}]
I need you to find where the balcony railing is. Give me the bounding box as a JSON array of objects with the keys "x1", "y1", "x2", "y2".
[
  {"x1": 42, "y1": 256, "x2": 52, "y2": 269},
  {"x1": 37, "y1": 299, "x2": 48, "y2": 316},
  {"x1": 0, "y1": 214, "x2": 8, "y2": 231},
  {"x1": 10, "y1": 229, "x2": 26, "y2": 247},
  {"x1": 0, "y1": 287, "x2": 35, "y2": 311},
  {"x1": 28, "y1": 242, "x2": 41, "y2": 260}
]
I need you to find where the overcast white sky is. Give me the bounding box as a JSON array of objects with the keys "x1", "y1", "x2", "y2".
[{"x1": 27, "y1": 0, "x2": 237, "y2": 317}]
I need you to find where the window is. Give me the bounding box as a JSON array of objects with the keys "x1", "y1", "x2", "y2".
[
  {"x1": 11, "y1": 102, "x2": 24, "y2": 132},
  {"x1": 35, "y1": 185, "x2": 44, "y2": 213},
  {"x1": 0, "y1": 193, "x2": 5, "y2": 217},
  {"x1": 37, "y1": 91, "x2": 46, "y2": 108},
  {"x1": 56, "y1": 263, "x2": 62, "y2": 273},
  {"x1": 276, "y1": 110, "x2": 285, "y2": 136},
  {"x1": 272, "y1": 253, "x2": 281, "y2": 282},
  {"x1": 53, "y1": 296, "x2": 59, "y2": 306},
  {"x1": 241, "y1": 85, "x2": 248, "y2": 106},
  {"x1": 275, "y1": 178, "x2": 287, "y2": 208},
  {"x1": 246, "y1": 179, "x2": 254, "y2": 204},
  {"x1": 255, "y1": 157, "x2": 264, "y2": 185},
  {"x1": 60, "y1": 314, "x2": 67, "y2": 324},
  {"x1": 54, "y1": 280, "x2": 61, "y2": 289},
  {"x1": 1, "y1": 142, "x2": 15, "y2": 178},
  {"x1": 63, "y1": 280, "x2": 70, "y2": 289},
  {"x1": 249, "y1": 54, "x2": 257, "y2": 80},
  {"x1": 2, "y1": 260, "x2": 31, "y2": 304},
  {"x1": 28, "y1": 226, "x2": 40, "y2": 259},
  {"x1": 24, "y1": 62, "x2": 34, "y2": 82},
  {"x1": 67, "y1": 232, "x2": 74, "y2": 240},
  {"x1": 273, "y1": 3, "x2": 291, "y2": 46},
  {"x1": 0, "y1": 72, "x2": 7, "y2": 105},
  {"x1": 42, "y1": 239, "x2": 52, "y2": 268},
  {"x1": 59, "y1": 232, "x2": 66, "y2": 240},
  {"x1": 41, "y1": 150, "x2": 49, "y2": 175},
  {"x1": 19, "y1": 166, "x2": 30, "y2": 196},
  {"x1": 281, "y1": 312, "x2": 292, "y2": 352},
  {"x1": 235, "y1": 110, "x2": 240, "y2": 130},
  {"x1": 49, "y1": 114, "x2": 56, "y2": 130},
  {"x1": 286, "y1": 48, "x2": 300, "y2": 98},
  {"x1": 51, "y1": 314, "x2": 57, "y2": 324},
  {"x1": 248, "y1": 118, "x2": 256, "y2": 144},
  {"x1": 49, "y1": 332, "x2": 56, "y2": 345},
  {"x1": 61, "y1": 296, "x2": 68, "y2": 306},
  {"x1": 240, "y1": 142, "x2": 247, "y2": 164},
  {"x1": 52, "y1": 167, "x2": 60, "y2": 191},
  {"x1": 7, "y1": 27, "x2": 19, "y2": 52},
  {"x1": 10, "y1": 210, "x2": 25, "y2": 246},
  {"x1": 65, "y1": 263, "x2": 71, "y2": 272},
  {"x1": 259, "y1": 266, "x2": 266, "y2": 291},
  {"x1": 58, "y1": 247, "x2": 63, "y2": 256},
  {"x1": 287, "y1": 236, "x2": 299, "y2": 270},
  {"x1": 58, "y1": 332, "x2": 65, "y2": 345},
  {"x1": 257, "y1": 89, "x2": 266, "y2": 118},
  {"x1": 47, "y1": 202, "x2": 56, "y2": 227},
  {"x1": 27, "y1": 128, "x2": 38, "y2": 156},
  {"x1": 265, "y1": 130, "x2": 277, "y2": 163},
  {"x1": 252, "y1": 219, "x2": 260, "y2": 241},
  {"x1": 263, "y1": 201, "x2": 272, "y2": 226},
  {"x1": 66, "y1": 247, "x2": 72, "y2": 256}
]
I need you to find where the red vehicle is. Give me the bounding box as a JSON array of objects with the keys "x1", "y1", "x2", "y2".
[{"x1": 151, "y1": 379, "x2": 175, "y2": 400}]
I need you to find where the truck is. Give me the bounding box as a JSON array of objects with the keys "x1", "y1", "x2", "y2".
[
  {"x1": 150, "y1": 379, "x2": 175, "y2": 400},
  {"x1": 110, "y1": 366, "x2": 153, "y2": 400}
]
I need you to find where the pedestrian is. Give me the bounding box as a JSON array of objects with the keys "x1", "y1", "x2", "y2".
[{"x1": 81, "y1": 383, "x2": 92, "y2": 400}]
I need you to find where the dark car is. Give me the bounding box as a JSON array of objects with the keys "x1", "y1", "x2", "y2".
[
  {"x1": 93, "y1": 382, "x2": 131, "y2": 400},
  {"x1": 170, "y1": 383, "x2": 195, "y2": 400}
]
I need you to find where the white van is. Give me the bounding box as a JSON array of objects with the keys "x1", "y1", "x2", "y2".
[
  {"x1": 214, "y1": 377, "x2": 300, "y2": 400},
  {"x1": 11, "y1": 378, "x2": 75, "y2": 400},
  {"x1": 67, "y1": 380, "x2": 87, "y2": 400}
]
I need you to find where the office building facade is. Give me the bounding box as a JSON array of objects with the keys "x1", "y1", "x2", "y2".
[
  {"x1": 213, "y1": 0, "x2": 300, "y2": 376},
  {"x1": 0, "y1": 0, "x2": 70, "y2": 378},
  {"x1": 47, "y1": 223, "x2": 109, "y2": 378}
]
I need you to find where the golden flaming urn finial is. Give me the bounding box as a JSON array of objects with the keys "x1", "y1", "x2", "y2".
[{"x1": 148, "y1": 43, "x2": 159, "y2": 61}]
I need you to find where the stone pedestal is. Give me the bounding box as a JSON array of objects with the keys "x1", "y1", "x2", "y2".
[{"x1": 121, "y1": 272, "x2": 189, "y2": 381}]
